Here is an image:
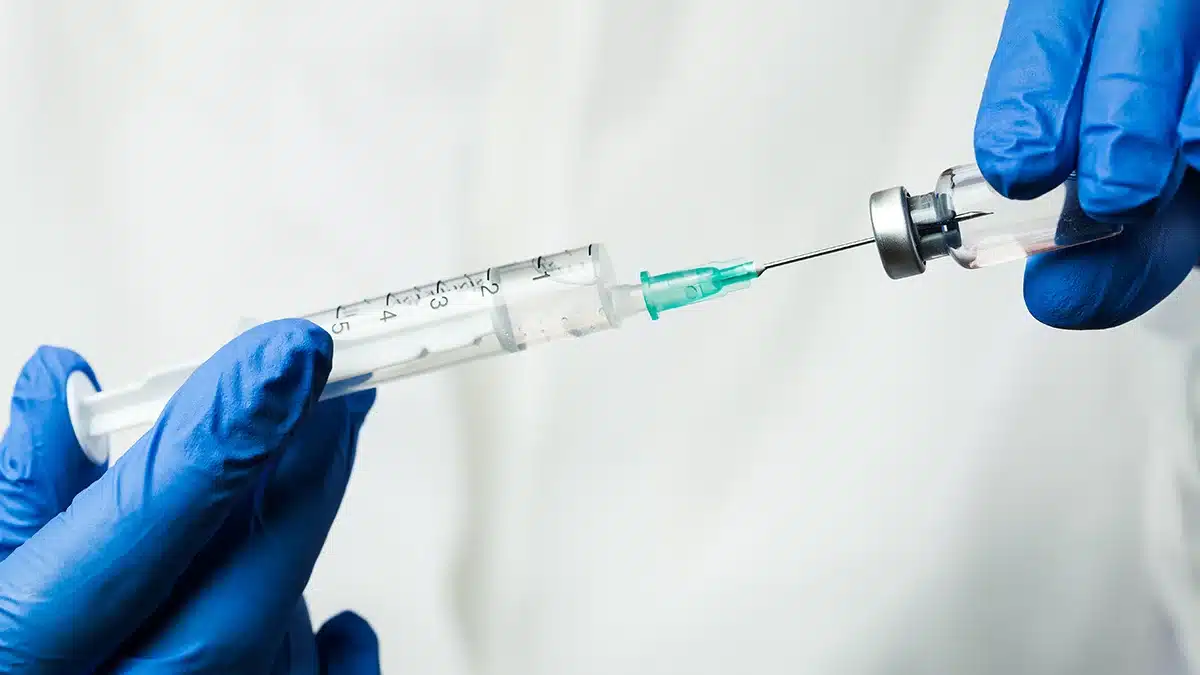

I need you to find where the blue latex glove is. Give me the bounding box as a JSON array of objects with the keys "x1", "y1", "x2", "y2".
[
  {"x1": 975, "y1": 0, "x2": 1200, "y2": 329},
  {"x1": 0, "y1": 320, "x2": 380, "y2": 674}
]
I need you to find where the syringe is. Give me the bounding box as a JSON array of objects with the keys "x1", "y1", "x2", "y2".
[
  {"x1": 67, "y1": 244, "x2": 777, "y2": 458},
  {"x1": 66, "y1": 161, "x2": 1118, "y2": 459}
]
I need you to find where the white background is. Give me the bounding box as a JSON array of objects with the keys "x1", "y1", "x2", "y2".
[{"x1": 1, "y1": 2, "x2": 1197, "y2": 673}]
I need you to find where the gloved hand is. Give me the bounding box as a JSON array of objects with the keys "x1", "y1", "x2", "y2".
[
  {"x1": 975, "y1": 0, "x2": 1200, "y2": 329},
  {"x1": 0, "y1": 319, "x2": 380, "y2": 674}
]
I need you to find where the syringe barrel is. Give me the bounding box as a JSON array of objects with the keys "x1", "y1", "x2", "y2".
[
  {"x1": 869, "y1": 163, "x2": 1124, "y2": 280},
  {"x1": 73, "y1": 244, "x2": 628, "y2": 450},
  {"x1": 310, "y1": 243, "x2": 624, "y2": 399}
]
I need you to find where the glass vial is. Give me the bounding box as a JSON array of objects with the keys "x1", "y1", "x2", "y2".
[{"x1": 868, "y1": 164, "x2": 1124, "y2": 280}]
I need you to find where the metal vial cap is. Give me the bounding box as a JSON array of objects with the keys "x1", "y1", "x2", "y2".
[{"x1": 868, "y1": 186, "x2": 925, "y2": 280}]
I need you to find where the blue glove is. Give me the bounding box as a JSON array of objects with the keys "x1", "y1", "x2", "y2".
[
  {"x1": 0, "y1": 319, "x2": 380, "y2": 674},
  {"x1": 975, "y1": 0, "x2": 1200, "y2": 329}
]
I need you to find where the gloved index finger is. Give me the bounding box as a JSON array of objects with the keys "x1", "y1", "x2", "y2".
[
  {"x1": 975, "y1": 0, "x2": 1104, "y2": 199},
  {"x1": 0, "y1": 319, "x2": 333, "y2": 673}
]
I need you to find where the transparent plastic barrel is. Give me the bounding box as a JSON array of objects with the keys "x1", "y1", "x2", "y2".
[
  {"x1": 75, "y1": 244, "x2": 626, "y2": 444},
  {"x1": 908, "y1": 164, "x2": 1125, "y2": 269},
  {"x1": 288, "y1": 244, "x2": 623, "y2": 398}
]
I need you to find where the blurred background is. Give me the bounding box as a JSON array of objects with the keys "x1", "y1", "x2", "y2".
[{"x1": 1, "y1": 1, "x2": 1198, "y2": 673}]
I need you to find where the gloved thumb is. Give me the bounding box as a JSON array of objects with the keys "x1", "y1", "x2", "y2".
[
  {"x1": 0, "y1": 347, "x2": 105, "y2": 561},
  {"x1": 316, "y1": 612, "x2": 381, "y2": 675},
  {"x1": 0, "y1": 319, "x2": 332, "y2": 673},
  {"x1": 1023, "y1": 169, "x2": 1200, "y2": 329}
]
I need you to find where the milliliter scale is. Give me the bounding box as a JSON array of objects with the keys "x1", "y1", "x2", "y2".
[{"x1": 307, "y1": 244, "x2": 637, "y2": 401}]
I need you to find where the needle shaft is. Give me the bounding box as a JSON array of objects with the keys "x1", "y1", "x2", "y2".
[{"x1": 756, "y1": 237, "x2": 875, "y2": 275}]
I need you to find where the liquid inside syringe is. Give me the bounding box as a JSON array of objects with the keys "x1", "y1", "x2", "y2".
[
  {"x1": 70, "y1": 243, "x2": 758, "y2": 457},
  {"x1": 308, "y1": 245, "x2": 633, "y2": 399}
]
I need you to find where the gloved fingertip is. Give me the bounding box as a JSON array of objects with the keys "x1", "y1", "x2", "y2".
[
  {"x1": 4, "y1": 345, "x2": 101, "y2": 474},
  {"x1": 317, "y1": 612, "x2": 381, "y2": 675},
  {"x1": 1023, "y1": 252, "x2": 1119, "y2": 329},
  {"x1": 241, "y1": 318, "x2": 334, "y2": 407},
  {"x1": 318, "y1": 611, "x2": 377, "y2": 646},
  {"x1": 11, "y1": 346, "x2": 96, "y2": 409},
  {"x1": 157, "y1": 319, "x2": 335, "y2": 477},
  {"x1": 975, "y1": 141, "x2": 1075, "y2": 202}
]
